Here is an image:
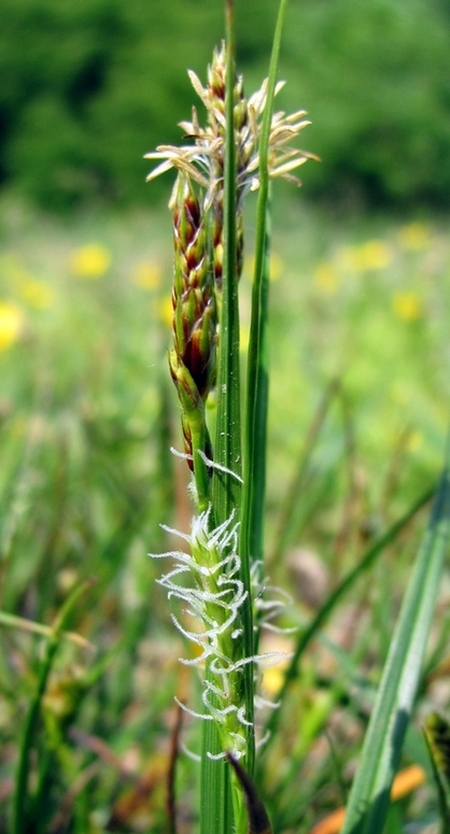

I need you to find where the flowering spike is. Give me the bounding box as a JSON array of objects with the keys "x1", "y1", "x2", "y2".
[
  {"x1": 168, "y1": 173, "x2": 216, "y2": 481},
  {"x1": 145, "y1": 43, "x2": 316, "y2": 206},
  {"x1": 146, "y1": 42, "x2": 316, "y2": 294},
  {"x1": 150, "y1": 501, "x2": 290, "y2": 760}
]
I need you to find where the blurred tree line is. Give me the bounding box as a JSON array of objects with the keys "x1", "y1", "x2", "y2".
[{"x1": 1, "y1": 0, "x2": 450, "y2": 211}]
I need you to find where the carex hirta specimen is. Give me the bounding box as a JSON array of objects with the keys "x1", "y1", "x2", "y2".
[{"x1": 147, "y1": 13, "x2": 315, "y2": 833}]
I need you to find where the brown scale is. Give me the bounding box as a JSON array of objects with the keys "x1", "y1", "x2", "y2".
[{"x1": 226, "y1": 751, "x2": 272, "y2": 834}]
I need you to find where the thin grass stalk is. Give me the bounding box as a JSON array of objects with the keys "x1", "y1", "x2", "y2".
[
  {"x1": 11, "y1": 579, "x2": 93, "y2": 834},
  {"x1": 241, "y1": 0, "x2": 289, "y2": 585},
  {"x1": 260, "y1": 484, "x2": 434, "y2": 754},
  {"x1": 167, "y1": 703, "x2": 183, "y2": 834},
  {"x1": 0, "y1": 610, "x2": 93, "y2": 649},
  {"x1": 268, "y1": 377, "x2": 340, "y2": 567},
  {"x1": 242, "y1": 208, "x2": 270, "y2": 582}
]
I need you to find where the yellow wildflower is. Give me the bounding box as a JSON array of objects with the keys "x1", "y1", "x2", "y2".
[
  {"x1": 398, "y1": 222, "x2": 430, "y2": 251},
  {"x1": 159, "y1": 295, "x2": 173, "y2": 328},
  {"x1": 309, "y1": 766, "x2": 425, "y2": 834},
  {"x1": 133, "y1": 261, "x2": 162, "y2": 291},
  {"x1": 392, "y1": 291, "x2": 422, "y2": 321},
  {"x1": 360, "y1": 239, "x2": 392, "y2": 270},
  {"x1": 262, "y1": 662, "x2": 287, "y2": 697},
  {"x1": 314, "y1": 262, "x2": 340, "y2": 293},
  {"x1": 243, "y1": 252, "x2": 284, "y2": 282},
  {"x1": 69, "y1": 244, "x2": 111, "y2": 279},
  {"x1": 269, "y1": 252, "x2": 284, "y2": 281},
  {"x1": 0, "y1": 253, "x2": 55, "y2": 309},
  {"x1": 0, "y1": 302, "x2": 24, "y2": 351},
  {"x1": 338, "y1": 240, "x2": 392, "y2": 272}
]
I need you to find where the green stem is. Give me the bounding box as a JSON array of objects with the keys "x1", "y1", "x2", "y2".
[
  {"x1": 239, "y1": 0, "x2": 289, "y2": 769},
  {"x1": 241, "y1": 196, "x2": 270, "y2": 657},
  {"x1": 0, "y1": 610, "x2": 93, "y2": 649},
  {"x1": 211, "y1": 5, "x2": 242, "y2": 517},
  {"x1": 191, "y1": 423, "x2": 212, "y2": 512},
  {"x1": 200, "y1": 8, "x2": 241, "y2": 834}
]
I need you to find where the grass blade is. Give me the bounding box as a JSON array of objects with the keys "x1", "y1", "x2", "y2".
[
  {"x1": 268, "y1": 377, "x2": 340, "y2": 567},
  {"x1": 241, "y1": 0, "x2": 290, "y2": 575},
  {"x1": 11, "y1": 579, "x2": 94, "y2": 834},
  {"x1": 340, "y1": 445, "x2": 450, "y2": 834}
]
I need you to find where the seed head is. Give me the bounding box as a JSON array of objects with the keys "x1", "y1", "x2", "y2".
[
  {"x1": 145, "y1": 43, "x2": 317, "y2": 289},
  {"x1": 145, "y1": 42, "x2": 317, "y2": 205},
  {"x1": 168, "y1": 174, "x2": 216, "y2": 471},
  {"x1": 171, "y1": 174, "x2": 216, "y2": 401}
]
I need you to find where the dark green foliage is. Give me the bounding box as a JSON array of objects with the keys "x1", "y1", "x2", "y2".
[
  {"x1": 280, "y1": 0, "x2": 450, "y2": 208},
  {"x1": 0, "y1": 0, "x2": 224, "y2": 209},
  {"x1": 1, "y1": 0, "x2": 450, "y2": 209}
]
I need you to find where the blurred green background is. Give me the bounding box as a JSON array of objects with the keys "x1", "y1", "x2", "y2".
[
  {"x1": 1, "y1": 3, "x2": 450, "y2": 830},
  {"x1": 1, "y1": 0, "x2": 450, "y2": 211}
]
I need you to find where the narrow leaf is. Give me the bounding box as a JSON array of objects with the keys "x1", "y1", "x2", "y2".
[
  {"x1": 241, "y1": 0, "x2": 289, "y2": 573},
  {"x1": 12, "y1": 579, "x2": 94, "y2": 834},
  {"x1": 239, "y1": 0, "x2": 290, "y2": 787},
  {"x1": 340, "y1": 448, "x2": 450, "y2": 834}
]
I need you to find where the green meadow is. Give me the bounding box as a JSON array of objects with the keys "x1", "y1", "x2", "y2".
[
  {"x1": 0, "y1": 190, "x2": 449, "y2": 832},
  {"x1": 3, "y1": 0, "x2": 450, "y2": 827}
]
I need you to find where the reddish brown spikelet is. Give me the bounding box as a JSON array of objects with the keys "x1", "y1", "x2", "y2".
[
  {"x1": 172, "y1": 174, "x2": 216, "y2": 401},
  {"x1": 169, "y1": 174, "x2": 216, "y2": 468}
]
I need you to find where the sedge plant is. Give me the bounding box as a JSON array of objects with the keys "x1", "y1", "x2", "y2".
[
  {"x1": 146, "y1": 1, "x2": 315, "y2": 831},
  {"x1": 147, "y1": 2, "x2": 450, "y2": 833}
]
